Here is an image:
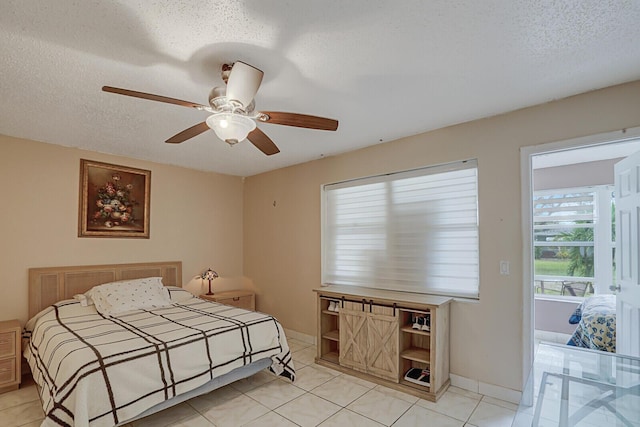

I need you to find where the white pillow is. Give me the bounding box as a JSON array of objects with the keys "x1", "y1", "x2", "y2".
[
  {"x1": 73, "y1": 293, "x2": 94, "y2": 307},
  {"x1": 85, "y1": 286, "x2": 113, "y2": 313},
  {"x1": 166, "y1": 286, "x2": 195, "y2": 303},
  {"x1": 87, "y1": 277, "x2": 172, "y2": 315}
]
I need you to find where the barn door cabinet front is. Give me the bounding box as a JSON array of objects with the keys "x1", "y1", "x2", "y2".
[
  {"x1": 315, "y1": 285, "x2": 451, "y2": 402},
  {"x1": 339, "y1": 301, "x2": 399, "y2": 381}
]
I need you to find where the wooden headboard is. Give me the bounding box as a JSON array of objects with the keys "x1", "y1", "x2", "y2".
[{"x1": 28, "y1": 261, "x2": 182, "y2": 318}]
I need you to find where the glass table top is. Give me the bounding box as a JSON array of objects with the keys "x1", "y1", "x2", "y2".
[{"x1": 513, "y1": 343, "x2": 640, "y2": 427}]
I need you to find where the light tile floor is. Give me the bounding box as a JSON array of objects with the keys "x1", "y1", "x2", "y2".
[
  {"x1": 0, "y1": 339, "x2": 517, "y2": 427},
  {"x1": 513, "y1": 343, "x2": 640, "y2": 427}
]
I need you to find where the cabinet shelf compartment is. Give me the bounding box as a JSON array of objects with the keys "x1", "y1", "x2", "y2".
[
  {"x1": 322, "y1": 309, "x2": 339, "y2": 316},
  {"x1": 318, "y1": 297, "x2": 341, "y2": 365},
  {"x1": 400, "y1": 325, "x2": 430, "y2": 336},
  {"x1": 322, "y1": 351, "x2": 340, "y2": 364},
  {"x1": 399, "y1": 308, "x2": 433, "y2": 393},
  {"x1": 400, "y1": 378, "x2": 430, "y2": 390},
  {"x1": 402, "y1": 367, "x2": 431, "y2": 388},
  {"x1": 322, "y1": 330, "x2": 340, "y2": 342},
  {"x1": 400, "y1": 347, "x2": 430, "y2": 364}
]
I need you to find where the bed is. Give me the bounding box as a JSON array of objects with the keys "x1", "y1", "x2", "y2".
[
  {"x1": 24, "y1": 261, "x2": 295, "y2": 427},
  {"x1": 567, "y1": 294, "x2": 616, "y2": 352}
]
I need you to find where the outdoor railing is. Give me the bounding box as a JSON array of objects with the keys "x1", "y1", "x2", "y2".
[{"x1": 534, "y1": 279, "x2": 593, "y2": 297}]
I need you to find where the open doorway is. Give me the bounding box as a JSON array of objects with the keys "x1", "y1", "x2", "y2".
[
  {"x1": 520, "y1": 127, "x2": 640, "y2": 386},
  {"x1": 532, "y1": 151, "x2": 621, "y2": 348}
]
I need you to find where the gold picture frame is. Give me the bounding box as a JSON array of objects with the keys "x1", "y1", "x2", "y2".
[{"x1": 78, "y1": 159, "x2": 151, "y2": 238}]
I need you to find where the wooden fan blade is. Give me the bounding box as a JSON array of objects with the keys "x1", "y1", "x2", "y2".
[
  {"x1": 102, "y1": 86, "x2": 207, "y2": 109},
  {"x1": 165, "y1": 122, "x2": 210, "y2": 144},
  {"x1": 260, "y1": 111, "x2": 338, "y2": 131},
  {"x1": 247, "y1": 127, "x2": 280, "y2": 156}
]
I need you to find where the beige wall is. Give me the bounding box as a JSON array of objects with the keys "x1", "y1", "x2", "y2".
[
  {"x1": 0, "y1": 135, "x2": 246, "y2": 325},
  {"x1": 243, "y1": 80, "x2": 640, "y2": 392}
]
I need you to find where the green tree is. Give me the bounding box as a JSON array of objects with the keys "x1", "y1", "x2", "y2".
[{"x1": 554, "y1": 227, "x2": 594, "y2": 277}]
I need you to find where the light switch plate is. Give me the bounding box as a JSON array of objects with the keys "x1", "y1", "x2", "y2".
[{"x1": 499, "y1": 260, "x2": 510, "y2": 275}]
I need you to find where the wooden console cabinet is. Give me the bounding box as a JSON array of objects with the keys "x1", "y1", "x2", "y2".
[{"x1": 314, "y1": 285, "x2": 451, "y2": 401}]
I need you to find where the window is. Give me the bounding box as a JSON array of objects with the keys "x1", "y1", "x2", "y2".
[
  {"x1": 533, "y1": 186, "x2": 614, "y2": 298},
  {"x1": 322, "y1": 160, "x2": 479, "y2": 299}
]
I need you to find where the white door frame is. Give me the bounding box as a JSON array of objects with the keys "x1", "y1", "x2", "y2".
[{"x1": 520, "y1": 126, "x2": 640, "y2": 388}]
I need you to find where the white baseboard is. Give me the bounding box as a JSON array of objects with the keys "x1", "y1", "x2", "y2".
[
  {"x1": 450, "y1": 374, "x2": 521, "y2": 404},
  {"x1": 478, "y1": 382, "x2": 521, "y2": 404},
  {"x1": 284, "y1": 329, "x2": 316, "y2": 345},
  {"x1": 449, "y1": 373, "x2": 479, "y2": 393}
]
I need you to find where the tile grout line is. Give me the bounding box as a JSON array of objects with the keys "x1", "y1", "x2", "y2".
[
  {"x1": 467, "y1": 398, "x2": 483, "y2": 423},
  {"x1": 388, "y1": 402, "x2": 416, "y2": 427}
]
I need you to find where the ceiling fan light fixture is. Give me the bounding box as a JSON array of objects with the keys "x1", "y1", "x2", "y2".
[{"x1": 206, "y1": 113, "x2": 256, "y2": 145}]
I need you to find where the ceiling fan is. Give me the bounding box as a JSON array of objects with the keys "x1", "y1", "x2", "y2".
[{"x1": 102, "y1": 62, "x2": 338, "y2": 156}]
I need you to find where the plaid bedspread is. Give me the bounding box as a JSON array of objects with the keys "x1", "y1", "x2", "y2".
[{"x1": 24, "y1": 297, "x2": 295, "y2": 427}]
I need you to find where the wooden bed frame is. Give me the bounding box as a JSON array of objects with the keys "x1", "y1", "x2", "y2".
[{"x1": 28, "y1": 261, "x2": 182, "y2": 319}]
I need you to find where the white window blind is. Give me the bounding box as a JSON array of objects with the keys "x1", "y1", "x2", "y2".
[{"x1": 322, "y1": 160, "x2": 479, "y2": 299}]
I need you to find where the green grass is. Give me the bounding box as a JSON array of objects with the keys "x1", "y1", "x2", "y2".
[{"x1": 534, "y1": 259, "x2": 570, "y2": 276}]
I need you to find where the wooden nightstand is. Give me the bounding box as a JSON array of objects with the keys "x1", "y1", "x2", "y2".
[
  {"x1": 0, "y1": 320, "x2": 21, "y2": 394},
  {"x1": 200, "y1": 290, "x2": 255, "y2": 311}
]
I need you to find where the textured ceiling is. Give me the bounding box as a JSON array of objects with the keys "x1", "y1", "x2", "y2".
[{"x1": 1, "y1": 1, "x2": 640, "y2": 176}]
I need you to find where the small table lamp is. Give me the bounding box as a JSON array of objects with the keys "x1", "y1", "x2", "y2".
[{"x1": 201, "y1": 268, "x2": 219, "y2": 295}]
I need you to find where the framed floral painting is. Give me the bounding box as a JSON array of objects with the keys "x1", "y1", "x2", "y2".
[{"x1": 78, "y1": 159, "x2": 151, "y2": 238}]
